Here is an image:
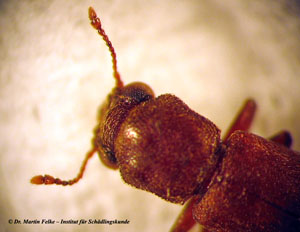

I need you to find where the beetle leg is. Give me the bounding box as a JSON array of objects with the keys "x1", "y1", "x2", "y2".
[
  {"x1": 223, "y1": 99, "x2": 257, "y2": 141},
  {"x1": 169, "y1": 197, "x2": 200, "y2": 232},
  {"x1": 269, "y1": 130, "x2": 293, "y2": 148}
]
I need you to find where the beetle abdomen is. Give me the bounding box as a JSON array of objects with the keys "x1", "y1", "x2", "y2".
[
  {"x1": 193, "y1": 131, "x2": 300, "y2": 231},
  {"x1": 115, "y1": 94, "x2": 221, "y2": 204}
]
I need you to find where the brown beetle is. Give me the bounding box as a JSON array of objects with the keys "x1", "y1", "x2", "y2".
[{"x1": 31, "y1": 7, "x2": 300, "y2": 232}]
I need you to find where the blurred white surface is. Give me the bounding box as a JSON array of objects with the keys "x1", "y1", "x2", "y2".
[{"x1": 1, "y1": 1, "x2": 300, "y2": 232}]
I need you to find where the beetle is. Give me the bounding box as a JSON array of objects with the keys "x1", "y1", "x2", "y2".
[{"x1": 31, "y1": 7, "x2": 300, "y2": 232}]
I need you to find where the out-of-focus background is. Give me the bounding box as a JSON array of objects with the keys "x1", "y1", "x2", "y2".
[{"x1": 1, "y1": 1, "x2": 300, "y2": 232}]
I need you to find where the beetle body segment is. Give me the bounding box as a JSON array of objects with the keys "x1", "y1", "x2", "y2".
[
  {"x1": 193, "y1": 131, "x2": 300, "y2": 231},
  {"x1": 115, "y1": 94, "x2": 221, "y2": 204},
  {"x1": 94, "y1": 82, "x2": 155, "y2": 169}
]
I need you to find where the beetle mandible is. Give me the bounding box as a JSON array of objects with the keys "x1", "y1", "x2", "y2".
[{"x1": 31, "y1": 7, "x2": 300, "y2": 232}]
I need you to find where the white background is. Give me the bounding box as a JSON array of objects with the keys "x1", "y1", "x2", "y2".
[{"x1": 1, "y1": 0, "x2": 300, "y2": 232}]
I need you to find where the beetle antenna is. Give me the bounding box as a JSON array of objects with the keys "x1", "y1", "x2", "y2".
[
  {"x1": 88, "y1": 7, "x2": 124, "y2": 88},
  {"x1": 30, "y1": 148, "x2": 97, "y2": 185}
]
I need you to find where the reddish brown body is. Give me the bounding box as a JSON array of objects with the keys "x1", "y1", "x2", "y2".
[
  {"x1": 194, "y1": 131, "x2": 300, "y2": 231},
  {"x1": 114, "y1": 94, "x2": 220, "y2": 204},
  {"x1": 30, "y1": 7, "x2": 300, "y2": 232}
]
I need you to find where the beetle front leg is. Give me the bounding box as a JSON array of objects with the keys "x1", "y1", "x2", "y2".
[
  {"x1": 223, "y1": 98, "x2": 257, "y2": 141},
  {"x1": 224, "y1": 99, "x2": 292, "y2": 148}
]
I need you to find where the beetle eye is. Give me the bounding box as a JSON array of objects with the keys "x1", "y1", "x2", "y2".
[
  {"x1": 97, "y1": 145, "x2": 118, "y2": 169},
  {"x1": 105, "y1": 149, "x2": 117, "y2": 164}
]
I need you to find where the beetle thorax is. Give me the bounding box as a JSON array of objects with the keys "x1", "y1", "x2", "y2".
[{"x1": 115, "y1": 94, "x2": 222, "y2": 204}]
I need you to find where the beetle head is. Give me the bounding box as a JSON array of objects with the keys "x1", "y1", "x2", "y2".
[{"x1": 94, "y1": 82, "x2": 154, "y2": 169}]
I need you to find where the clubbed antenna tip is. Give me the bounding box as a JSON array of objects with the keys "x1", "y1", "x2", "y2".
[
  {"x1": 88, "y1": 7, "x2": 124, "y2": 88},
  {"x1": 30, "y1": 148, "x2": 97, "y2": 186}
]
